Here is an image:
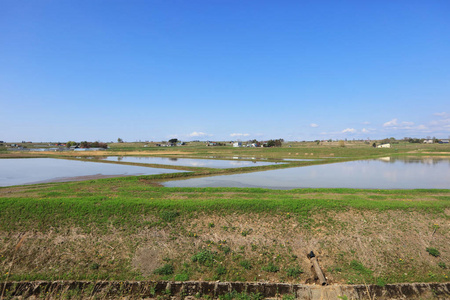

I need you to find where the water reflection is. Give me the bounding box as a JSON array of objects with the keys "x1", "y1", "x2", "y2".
[
  {"x1": 164, "y1": 157, "x2": 450, "y2": 189},
  {"x1": 283, "y1": 158, "x2": 320, "y2": 161},
  {"x1": 378, "y1": 156, "x2": 450, "y2": 165},
  {"x1": 94, "y1": 156, "x2": 281, "y2": 168},
  {"x1": 0, "y1": 158, "x2": 187, "y2": 187}
]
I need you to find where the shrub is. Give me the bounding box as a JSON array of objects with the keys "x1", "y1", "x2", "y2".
[{"x1": 426, "y1": 247, "x2": 440, "y2": 257}]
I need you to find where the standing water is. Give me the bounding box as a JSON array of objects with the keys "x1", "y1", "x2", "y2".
[{"x1": 163, "y1": 157, "x2": 450, "y2": 189}]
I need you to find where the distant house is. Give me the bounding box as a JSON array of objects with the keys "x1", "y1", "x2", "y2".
[
  {"x1": 233, "y1": 142, "x2": 242, "y2": 147},
  {"x1": 439, "y1": 139, "x2": 449, "y2": 144},
  {"x1": 423, "y1": 139, "x2": 434, "y2": 144},
  {"x1": 377, "y1": 143, "x2": 391, "y2": 148}
]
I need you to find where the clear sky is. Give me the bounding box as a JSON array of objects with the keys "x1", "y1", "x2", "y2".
[{"x1": 1, "y1": 0, "x2": 449, "y2": 142}]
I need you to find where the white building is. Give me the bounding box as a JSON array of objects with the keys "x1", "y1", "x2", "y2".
[{"x1": 377, "y1": 143, "x2": 391, "y2": 148}]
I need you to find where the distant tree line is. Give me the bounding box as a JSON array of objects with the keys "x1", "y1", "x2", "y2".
[
  {"x1": 408, "y1": 138, "x2": 424, "y2": 143},
  {"x1": 266, "y1": 139, "x2": 284, "y2": 147},
  {"x1": 66, "y1": 141, "x2": 108, "y2": 149},
  {"x1": 404, "y1": 137, "x2": 440, "y2": 143}
]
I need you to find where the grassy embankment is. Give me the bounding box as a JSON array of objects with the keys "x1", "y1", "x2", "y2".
[{"x1": 1, "y1": 177, "x2": 449, "y2": 285}]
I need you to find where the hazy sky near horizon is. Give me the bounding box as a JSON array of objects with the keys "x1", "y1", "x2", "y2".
[{"x1": 1, "y1": 0, "x2": 450, "y2": 142}]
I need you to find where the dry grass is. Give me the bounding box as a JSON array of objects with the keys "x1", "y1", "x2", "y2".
[
  {"x1": 1, "y1": 210, "x2": 447, "y2": 284},
  {"x1": 1, "y1": 234, "x2": 25, "y2": 300}
]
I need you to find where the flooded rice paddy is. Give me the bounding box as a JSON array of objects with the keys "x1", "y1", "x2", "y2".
[
  {"x1": 1, "y1": 156, "x2": 449, "y2": 189},
  {"x1": 164, "y1": 157, "x2": 450, "y2": 189},
  {"x1": 0, "y1": 158, "x2": 187, "y2": 187},
  {"x1": 93, "y1": 156, "x2": 283, "y2": 168}
]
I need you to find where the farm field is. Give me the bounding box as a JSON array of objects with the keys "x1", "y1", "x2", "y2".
[{"x1": 0, "y1": 142, "x2": 449, "y2": 289}]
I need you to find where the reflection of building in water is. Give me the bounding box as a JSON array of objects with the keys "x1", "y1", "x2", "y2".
[{"x1": 378, "y1": 157, "x2": 391, "y2": 162}]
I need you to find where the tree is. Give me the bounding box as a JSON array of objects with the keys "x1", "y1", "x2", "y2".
[
  {"x1": 117, "y1": 138, "x2": 123, "y2": 143},
  {"x1": 169, "y1": 138, "x2": 179, "y2": 144},
  {"x1": 66, "y1": 141, "x2": 77, "y2": 148},
  {"x1": 266, "y1": 139, "x2": 283, "y2": 147}
]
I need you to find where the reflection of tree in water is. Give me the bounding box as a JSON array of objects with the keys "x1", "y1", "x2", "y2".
[{"x1": 169, "y1": 158, "x2": 178, "y2": 161}]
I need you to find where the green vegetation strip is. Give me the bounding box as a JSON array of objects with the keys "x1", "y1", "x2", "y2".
[{"x1": 1, "y1": 177, "x2": 448, "y2": 232}]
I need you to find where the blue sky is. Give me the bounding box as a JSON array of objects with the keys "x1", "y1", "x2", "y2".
[{"x1": 1, "y1": 0, "x2": 449, "y2": 142}]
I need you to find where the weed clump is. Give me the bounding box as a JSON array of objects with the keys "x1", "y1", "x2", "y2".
[
  {"x1": 219, "y1": 290, "x2": 263, "y2": 300},
  {"x1": 160, "y1": 210, "x2": 180, "y2": 222},
  {"x1": 286, "y1": 266, "x2": 303, "y2": 278},
  {"x1": 216, "y1": 266, "x2": 227, "y2": 276},
  {"x1": 153, "y1": 264, "x2": 174, "y2": 275},
  {"x1": 240, "y1": 260, "x2": 252, "y2": 270},
  {"x1": 174, "y1": 273, "x2": 189, "y2": 281},
  {"x1": 192, "y1": 249, "x2": 217, "y2": 267},
  {"x1": 426, "y1": 247, "x2": 440, "y2": 257},
  {"x1": 350, "y1": 260, "x2": 373, "y2": 276},
  {"x1": 262, "y1": 262, "x2": 279, "y2": 273},
  {"x1": 376, "y1": 277, "x2": 387, "y2": 287}
]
